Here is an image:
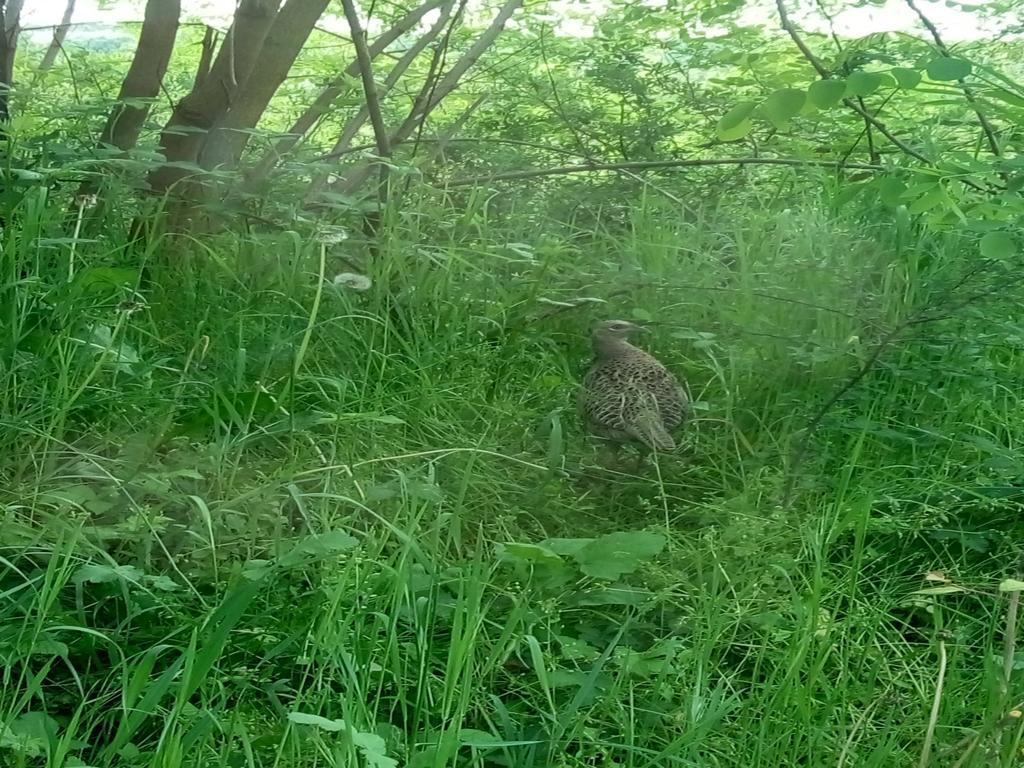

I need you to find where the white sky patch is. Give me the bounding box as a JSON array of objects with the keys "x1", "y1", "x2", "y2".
[{"x1": 21, "y1": 0, "x2": 1008, "y2": 43}]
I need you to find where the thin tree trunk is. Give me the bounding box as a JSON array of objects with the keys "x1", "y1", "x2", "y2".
[
  {"x1": 328, "y1": 0, "x2": 522, "y2": 196},
  {"x1": 198, "y1": 0, "x2": 330, "y2": 171},
  {"x1": 193, "y1": 26, "x2": 218, "y2": 90},
  {"x1": 38, "y1": 0, "x2": 76, "y2": 72},
  {"x1": 97, "y1": 0, "x2": 181, "y2": 152},
  {"x1": 306, "y1": 0, "x2": 455, "y2": 200},
  {"x1": 148, "y1": 0, "x2": 281, "y2": 195},
  {"x1": 244, "y1": 0, "x2": 447, "y2": 188},
  {"x1": 0, "y1": 0, "x2": 24, "y2": 125}
]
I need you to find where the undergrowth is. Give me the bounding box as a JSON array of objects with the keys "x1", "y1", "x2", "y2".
[{"x1": 3, "y1": 172, "x2": 1024, "y2": 767}]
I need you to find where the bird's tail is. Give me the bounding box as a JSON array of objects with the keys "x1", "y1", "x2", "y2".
[{"x1": 628, "y1": 409, "x2": 676, "y2": 452}]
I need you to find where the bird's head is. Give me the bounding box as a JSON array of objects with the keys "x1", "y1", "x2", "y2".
[
  {"x1": 593, "y1": 319, "x2": 647, "y2": 340},
  {"x1": 591, "y1": 319, "x2": 647, "y2": 355}
]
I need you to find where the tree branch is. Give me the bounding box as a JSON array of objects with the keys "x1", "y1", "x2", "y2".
[
  {"x1": 904, "y1": 0, "x2": 1000, "y2": 156},
  {"x1": 445, "y1": 156, "x2": 883, "y2": 187},
  {"x1": 339, "y1": 0, "x2": 389, "y2": 160},
  {"x1": 775, "y1": 0, "x2": 928, "y2": 164}
]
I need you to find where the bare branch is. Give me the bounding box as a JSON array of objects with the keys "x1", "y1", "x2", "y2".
[
  {"x1": 306, "y1": 0, "x2": 455, "y2": 199},
  {"x1": 245, "y1": 0, "x2": 447, "y2": 187},
  {"x1": 327, "y1": 0, "x2": 525, "y2": 195}
]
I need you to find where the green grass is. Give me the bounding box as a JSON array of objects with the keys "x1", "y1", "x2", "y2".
[{"x1": 3, "y1": 178, "x2": 1024, "y2": 767}]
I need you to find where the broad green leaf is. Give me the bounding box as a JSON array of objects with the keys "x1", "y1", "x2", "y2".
[
  {"x1": 287, "y1": 712, "x2": 346, "y2": 731},
  {"x1": 458, "y1": 729, "x2": 503, "y2": 747},
  {"x1": 74, "y1": 563, "x2": 144, "y2": 585},
  {"x1": 574, "y1": 531, "x2": 666, "y2": 580},
  {"x1": 352, "y1": 731, "x2": 398, "y2": 768},
  {"x1": 73, "y1": 266, "x2": 140, "y2": 295},
  {"x1": 846, "y1": 71, "x2": 883, "y2": 97},
  {"x1": 985, "y1": 88, "x2": 1024, "y2": 108},
  {"x1": 980, "y1": 231, "x2": 1017, "y2": 259},
  {"x1": 912, "y1": 585, "x2": 966, "y2": 595},
  {"x1": 763, "y1": 88, "x2": 806, "y2": 126},
  {"x1": 926, "y1": 56, "x2": 972, "y2": 81},
  {"x1": 891, "y1": 68, "x2": 922, "y2": 89},
  {"x1": 543, "y1": 537, "x2": 594, "y2": 557},
  {"x1": 906, "y1": 184, "x2": 946, "y2": 214},
  {"x1": 716, "y1": 101, "x2": 757, "y2": 141},
  {"x1": 807, "y1": 79, "x2": 846, "y2": 109},
  {"x1": 876, "y1": 177, "x2": 907, "y2": 207},
  {"x1": 999, "y1": 578, "x2": 1024, "y2": 592},
  {"x1": 498, "y1": 542, "x2": 565, "y2": 567}
]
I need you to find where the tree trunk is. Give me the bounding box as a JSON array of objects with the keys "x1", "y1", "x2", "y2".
[
  {"x1": 38, "y1": 0, "x2": 76, "y2": 72},
  {"x1": 0, "y1": 0, "x2": 24, "y2": 125},
  {"x1": 97, "y1": 0, "x2": 181, "y2": 152},
  {"x1": 147, "y1": 0, "x2": 281, "y2": 195},
  {"x1": 198, "y1": 0, "x2": 330, "y2": 171},
  {"x1": 244, "y1": 0, "x2": 448, "y2": 188},
  {"x1": 328, "y1": 0, "x2": 522, "y2": 197}
]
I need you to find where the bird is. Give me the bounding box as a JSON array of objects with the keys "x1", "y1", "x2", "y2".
[{"x1": 580, "y1": 319, "x2": 689, "y2": 456}]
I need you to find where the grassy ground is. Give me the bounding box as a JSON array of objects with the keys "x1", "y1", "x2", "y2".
[{"x1": 3, "y1": 178, "x2": 1024, "y2": 767}]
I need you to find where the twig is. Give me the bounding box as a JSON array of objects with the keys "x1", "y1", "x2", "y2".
[{"x1": 904, "y1": 0, "x2": 1000, "y2": 157}]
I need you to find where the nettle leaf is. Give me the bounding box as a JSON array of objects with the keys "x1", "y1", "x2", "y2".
[
  {"x1": 716, "y1": 101, "x2": 757, "y2": 141},
  {"x1": 574, "y1": 531, "x2": 666, "y2": 580},
  {"x1": 891, "y1": 67, "x2": 922, "y2": 89},
  {"x1": 980, "y1": 231, "x2": 1017, "y2": 260},
  {"x1": 763, "y1": 88, "x2": 806, "y2": 126},
  {"x1": 926, "y1": 56, "x2": 972, "y2": 81},
  {"x1": 845, "y1": 71, "x2": 884, "y2": 97},
  {"x1": 807, "y1": 79, "x2": 846, "y2": 109}
]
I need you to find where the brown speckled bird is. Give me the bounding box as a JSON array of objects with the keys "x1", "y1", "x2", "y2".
[{"x1": 581, "y1": 319, "x2": 688, "y2": 452}]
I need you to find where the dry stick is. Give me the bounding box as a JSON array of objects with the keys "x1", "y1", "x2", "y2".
[
  {"x1": 446, "y1": 156, "x2": 882, "y2": 187},
  {"x1": 919, "y1": 638, "x2": 948, "y2": 768},
  {"x1": 904, "y1": 0, "x2": 1000, "y2": 157}
]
